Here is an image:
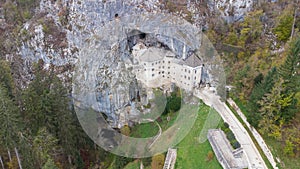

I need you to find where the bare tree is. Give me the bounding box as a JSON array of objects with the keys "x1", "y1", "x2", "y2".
[
  {"x1": 0, "y1": 156, "x2": 4, "y2": 169},
  {"x1": 291, "y1": 0, "x2": 299, "y2": 40}
]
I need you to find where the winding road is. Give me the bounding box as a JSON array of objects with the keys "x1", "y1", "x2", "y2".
[
  {"x1": 194, "y1": 88, "x2": 269, "y2": 169},
  {"x1": 227, "y1": 98, "x2": 278, "y2": 169}
]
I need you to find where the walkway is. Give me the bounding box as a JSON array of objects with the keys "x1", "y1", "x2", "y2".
[
  {"x1": 163, "y1": 148, "x2": 177, "y2": 169},
  {"x1": 194, "y1": 88, "x2": 268, "y2": 169},
  {"x1": 227, "y1": 98, "x2": 279, "y2": 169}
]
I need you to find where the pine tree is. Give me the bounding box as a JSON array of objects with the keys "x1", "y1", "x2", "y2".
[
  {"x1": 0, "y1": 60, "x2": 15, "y2": 98},
  {"x1": 278, "y1": 38, "x2": 300, "y2": 121},
  {"x1": 257, "y1": 79, "x2": 293, "y2": 139},
  {"x1": 279, "y1": 38, "x2": 300, "y2": 93},
  {"x1": 0, "y1": 85, "x2": 21, "y2": 150},
  {"x1": 33, "y1": 127, "x2": 60, "y2": 168},
  {"x1": 247, "y1": 67, "x2": 279, "y2": 127},
  {"x1": 22, "y1": 60, "x2": 78, "y2": 166}
]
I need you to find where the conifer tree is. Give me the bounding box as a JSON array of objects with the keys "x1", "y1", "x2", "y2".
[{"x1": 0, "y1": 85, "x2": 21, "y2": 152}]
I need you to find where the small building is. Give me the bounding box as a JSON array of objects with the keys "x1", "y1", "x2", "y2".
[{"x1": 207, "y1": 129, "x2": 248, "y2": 169}]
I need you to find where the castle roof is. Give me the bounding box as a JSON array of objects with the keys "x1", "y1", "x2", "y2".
[
  {"x1": 181, "y1": 54, "x2": 202, "y2": 68},
  {"x1": 139, "y1": 47, "x2": 165, "y2": 62}
]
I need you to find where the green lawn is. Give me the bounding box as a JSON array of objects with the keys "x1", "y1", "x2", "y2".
[
  {"x1": 175, "y1": 105, "x2": 222, "y2": 169},
  {"x1": 123, "y1": 160, "x2": 140, "y2": 169},
  {"x1": 124, "y1": 160, "x2": 151, "y2": 169},
  {"x1": 130, "y1": 121, "x2": 160, "y2": 138},
  {"x1": 128, "y1": 102, "x2": 222, "y2": 169}
]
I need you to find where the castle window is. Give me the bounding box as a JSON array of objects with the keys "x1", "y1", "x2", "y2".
[
  {"x1": 185, "y1": 69, "x2": 187, "y2": 72},
  {"x1": 152, "y1": 68, "x2": 154, "y2": 71},
  {"x1": 168, "y1": 67, "x2": 170, "y2": 69},
  {"x1": 159, "y1": 72, "x2": 161, "y2": 74},
  {"x1": 162, "y1": 66, "x2": 164, "y2": 69},
  {"x1": 168, "y1": 72, "x2": 170, "y2": 74},
  {"x1": 163, "y1": 61, "x2": 165, "y2": 63},
  {"x1": 144, "y1": 63, "x2": 146, "y2": 66},
  {"x1": 162, "y1": 71, "x2": 165, "y2": 74},
  {"x1": 195, "y1": 70, "x2": 197, "y2": 74},
  {"x1": 189, "y1": 70, "x2": 191, "y2": 73},
  {"x1": 152, "y1": 63, "x2": 154, "y2": 66},
  {"x1": 163, "y1": 75, "x2": 165, "y2": 78},
  {"x1": 184, "y1": 75, "x2": 186, "y2": 79},
  {"x1": 168, "y1": 61, "x2": 170, "y2": 64},
  {"x1": 188, "y1": 77, "x2": 190, "y2": 80},
  {"x1": 152, "y1": 74, "x2": 155, "y2": 77},
  {"x1": 195, "y1": 77, "x2": 196, "y2": 80},
  {"x1": 159, "y1": 61, "x2": 161, "y2": 64},
  {"x1": 144, "y1": 69, "x2": 146, "y2": 71}
]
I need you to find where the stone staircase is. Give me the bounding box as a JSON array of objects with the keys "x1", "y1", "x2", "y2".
[{"x1": 163, "y1": 148, "x2": 177, "y2": 169}]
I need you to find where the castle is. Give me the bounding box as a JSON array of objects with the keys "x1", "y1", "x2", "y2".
[{"x1": 130, "y1": 42, "x2": 205, "y2": 92}]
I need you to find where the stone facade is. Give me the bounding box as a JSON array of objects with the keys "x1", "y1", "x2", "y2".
[{"x1": 130, "y1": 42, "x2": 204, "y2": 92}]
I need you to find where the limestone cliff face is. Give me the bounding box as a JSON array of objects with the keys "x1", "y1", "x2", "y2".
[
  {"x1": 208, "y1": 0, "x2": 253, "y2": 22},
  {"x1": 13, "y1": 0, "x2": 240, "y2": 127}
]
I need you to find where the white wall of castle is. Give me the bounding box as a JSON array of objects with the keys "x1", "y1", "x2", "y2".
[{"x1": 132, "y1": 53, "x2": 203, "y2": 92}]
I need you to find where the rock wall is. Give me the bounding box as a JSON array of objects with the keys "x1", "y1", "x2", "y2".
[
  {"x1": 208, "y1": 0, "x2": 253, "y2": 22},
  {"x1": 14, "y1": 0, "x2": 236, "y2": 127}
]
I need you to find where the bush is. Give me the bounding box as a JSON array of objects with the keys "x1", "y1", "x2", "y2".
[
  {"x1": 220, "y1": 122, "x2": 241, "y2": 149},
  {"x1": 120, "y1": 125, "x2": 131, "y2": 136},
  {"x1": 151, "y1": 154, "x2": 165, "y2": 169},
  {"x1": 274, "y1": 9, "x2": 293, "y2": 42},
  {"x1": 206, "y1": 151, "x2": 214, "y2": 161}
]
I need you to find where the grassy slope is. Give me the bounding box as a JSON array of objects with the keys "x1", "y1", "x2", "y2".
[
  {"x1": 123, "y1": 160, "x2": 140, "y2": 169},
  {"x1": 175, "y1": 105, "x2": 222, "y2": 169},
  {"x1": 129, "y1": 104, "x2": 222, "y2": 169},
  {"x1": 130, "y1": 122, "x2": 160, "y2": 138}
]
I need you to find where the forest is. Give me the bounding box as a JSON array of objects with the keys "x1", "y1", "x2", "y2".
[
  {"x1": 0, "y1": 0, "x2": 299, "y2": 168},
  {"x1": 205, "y1": 1, "x2": 300, "y2": 167}
]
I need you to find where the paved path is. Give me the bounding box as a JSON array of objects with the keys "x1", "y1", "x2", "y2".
[
  {"x1": 148, "y1": 119, "x2": 162, "y2": 149},
  {"x1": 194, "y1": 89, "x2": 268, "y2": 169},
  {"x1": 227, "y1": 98, "x2": 279, "y2": 169}
]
